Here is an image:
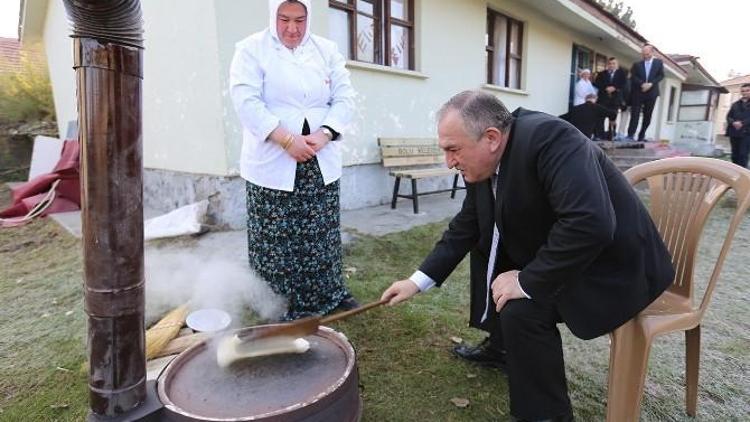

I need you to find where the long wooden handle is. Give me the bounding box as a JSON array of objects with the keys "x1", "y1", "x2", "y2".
[
  {"x1": 320, "y1": 298, "x2": 389, "y2": 324},
  {"x1": 236, "y1": 298, "x2": 389, "y2": 342}
]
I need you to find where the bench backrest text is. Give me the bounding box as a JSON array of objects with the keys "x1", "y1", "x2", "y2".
[{"x1": 378, "y1": 138, "x2": 445, "y2": 168}]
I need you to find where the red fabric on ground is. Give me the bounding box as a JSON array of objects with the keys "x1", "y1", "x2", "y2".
[{"x1": 0, "y1": 139, "x2": 80, "y2": 220}]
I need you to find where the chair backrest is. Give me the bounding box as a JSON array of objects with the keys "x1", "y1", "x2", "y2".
[
  {"x1": 378, "y1": 138, "x2": 443, "y2": 168},
  {"x1": 624, "y1": 157, "x2": 750, "y2": 315}
]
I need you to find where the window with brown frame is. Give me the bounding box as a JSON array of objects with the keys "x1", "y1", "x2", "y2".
[
  {"x1": 486, "y1": 10, "x2": 523, "y2": 89},
  {"x1": 328, "y1": 0, "x2": 415, "y2": 70}
]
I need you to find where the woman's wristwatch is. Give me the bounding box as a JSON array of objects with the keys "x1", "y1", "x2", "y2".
[{"x1": 321, "y1": 126, "x2": 334, "y2": 141}]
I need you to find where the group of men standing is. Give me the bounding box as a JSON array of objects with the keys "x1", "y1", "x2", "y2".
[
  {"x1": 564, "y1": 44, "x2": 664, "y2": 142},
  {"x1": 569, "y1": 43, "x2": 750, "y2": 169}
]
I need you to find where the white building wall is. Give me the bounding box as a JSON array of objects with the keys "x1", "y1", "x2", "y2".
[
  {"x1": 42, "y1": 0, "x2": 75, "y2": 138},
  {"x1": 33, "y1": 0, "x2": 688, "y2": 224},
  {"x1": 485, "y1": 0, "x2": 577, "y2": 115},
  {"x1": 338, "y1": 0, "x2": 639, "y2": 167},
  {"x1": 38, "y1": 0, "x2": 231, "y2": 175},
  {"x1": 140, "y1": 0, "x2": 228, "y2": 176},
  {"x1": 657, "y1": 78, "x2": 681, "y2": 142},
  {"x1": 213, "y1": 1, "x2": 266, "y2": 176},
  {"x1": 38, "y1": 0, "x2": 683, "y2": 173},
  {"x1": 340, "y1": 0, "x2": 484, "y2": 167}
]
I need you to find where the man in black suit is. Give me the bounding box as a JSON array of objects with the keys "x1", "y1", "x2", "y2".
[
  {"x1": 560, "y1": 93, "x2": 617, "y2": 139},
  {"x1": 593, "y1": 57, "x2": 627, "y2": 139},
  {"x1": 627, "y1": 44, "x2": 664, "y2": 141},
  {"x1": 381, "y1": 91, "x2": 674, "y2": 421},
  {"x1": 726, "y1": 83, "x2": 750, "y2": 167}
]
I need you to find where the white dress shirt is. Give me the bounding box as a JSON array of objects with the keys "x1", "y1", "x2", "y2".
[
  {"x1": 409, "y1": 171, "x2": 530, "y2": 307},
  {"x1": 229, "y1": 28, "x2": 356, "y2": 191},
  {"x1": 644, "y1": 58, "x2": 653, "y2": 80}
]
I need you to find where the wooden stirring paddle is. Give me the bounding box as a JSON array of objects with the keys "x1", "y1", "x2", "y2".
[
  {"x1": 237, "y1": 298, "x2": 389, "y2": 342},
  {"x1": 216, "y1": 298, "x2": 390, "y2": 367}
]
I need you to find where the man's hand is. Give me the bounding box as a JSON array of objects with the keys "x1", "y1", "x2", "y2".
[
  {"x1": 491, "y1": 270, "x2": 524, "y2": 312},
  {"x1": 286, "y1": 134, "x2": 316, "y2": 162},
  {"x1": 732, "y1": 121, "x2": 743, "y2": 130},
  {"x1": 304, "y1": 131, "x2": 330, "y2": 153},
  {"x1": 641, "y1": 82, "x2": 652, "y2": 92},
  {"x1": 380, "y1": 279, "x2": 420, "y2": 306},
  {"x1": 606, "y1": 86, "x2": 615, "y2": 94}
]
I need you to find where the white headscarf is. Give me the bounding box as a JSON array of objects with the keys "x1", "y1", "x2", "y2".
[{"x1": 269, "y1": 0, "x2": 312, "y2": 46}]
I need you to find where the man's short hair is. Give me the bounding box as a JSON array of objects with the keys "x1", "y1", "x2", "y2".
[
  {"x1": 742, "y1": 83, "x2": 750, "y2": 89},
  {"x1": 608, "y1": 57, "x2": 617, "y2": 61},
  {"x1": 437, "y1": 90, "x2": 514, "y2": 139}
]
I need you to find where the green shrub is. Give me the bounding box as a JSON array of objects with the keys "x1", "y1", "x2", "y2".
[{"x1": 0, "y1": 45, "x2": 56, "y2": 124}]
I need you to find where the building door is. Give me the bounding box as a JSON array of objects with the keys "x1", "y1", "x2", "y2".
[{"x1": 570, "y1": 45, "x2": 593, "y2": 110}]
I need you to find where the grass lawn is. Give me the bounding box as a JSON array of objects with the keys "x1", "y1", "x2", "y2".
[{"x1": 1, "y1": 183, "x2": 748, "y2": 421}]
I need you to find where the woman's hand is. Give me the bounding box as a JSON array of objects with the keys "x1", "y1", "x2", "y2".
[
  {"x1": 286, "y1": 134, "x2": 316, "y2": 162},
  {"x1": 304, "y1": 131, "x2": 330, "y2": 153}
]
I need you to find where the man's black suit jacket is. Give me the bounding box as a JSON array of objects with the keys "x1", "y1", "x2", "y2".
[
  {"x1": 630, "y1": 58, "x2": 664, "y2": 102},
  {"x1": 593, "y1": 68, "x2": 627, "y2": 108},
  {"x1": 418, "y1": 108, "x2": 674, "y2": 340},
  {"x1": 726, "y1": 99, "x2": 750, "y2": 138},
  {"x1": 559, "y1": 102, "x2": 617, "y2": 139}
]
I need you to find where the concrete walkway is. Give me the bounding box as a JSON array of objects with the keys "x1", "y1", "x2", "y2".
[{"x1": 50, "y1": 191, "x2": 466, "y2": 255}]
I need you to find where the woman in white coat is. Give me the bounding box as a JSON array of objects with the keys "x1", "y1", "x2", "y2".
[
  {"x1": 230, "y1": 0, "x2": 358, "y2": 320},
  {"x1": 573, "y1": 68, "x2": 597, "y2": 106}
]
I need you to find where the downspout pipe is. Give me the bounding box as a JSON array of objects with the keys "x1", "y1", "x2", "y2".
[{"x1": 62, "y1": 0, "x2": 146, "y2": 417}]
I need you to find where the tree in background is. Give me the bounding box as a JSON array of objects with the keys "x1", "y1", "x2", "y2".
[
  {"x1": 596, "y1": 0, "x2": 637, "y2": 29},
  {"x1": 0, "y1": 44, "x2": 56, "y2": 124}
]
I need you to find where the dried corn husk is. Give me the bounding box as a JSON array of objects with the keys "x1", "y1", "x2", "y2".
[
  {"x1": 146, "y1": 304, "x2": 189, "y2": 360},
  {"x1": 156, "y1": 332, "x2": 211, "y2": 358}
]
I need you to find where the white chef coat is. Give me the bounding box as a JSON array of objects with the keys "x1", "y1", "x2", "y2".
[
  {"x1": 573, "y1": 78, "x2": 597, "y2": 106},
  {"x1": 229, "y1": 26, "x2": 356, "y2": 192}
]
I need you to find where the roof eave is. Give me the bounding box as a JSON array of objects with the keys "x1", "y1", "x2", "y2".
[
  {"x1": 567, "y1": 0, "x2": 687, "y2": 80},
  {"x1": 19, "y1": 0, "x2": 50, "y2": 45}
]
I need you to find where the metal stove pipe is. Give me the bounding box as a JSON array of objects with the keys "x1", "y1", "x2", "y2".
[{"x1": 62, "y1": 0, "x2": 146, "y2": 417}]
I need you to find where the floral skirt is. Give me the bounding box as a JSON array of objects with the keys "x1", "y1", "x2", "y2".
[{"x1": 246, "y1": 158, "x2": 348, "y2": 320}]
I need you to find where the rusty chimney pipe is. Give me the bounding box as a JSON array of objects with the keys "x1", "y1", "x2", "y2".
[{"x1": 62, "y1": 0, "x2": 146, "y2": 417}]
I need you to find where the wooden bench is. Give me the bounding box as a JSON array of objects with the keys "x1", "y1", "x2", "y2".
[{"x1": 378, "y1": 138, "x2": 465, "y2": 214}]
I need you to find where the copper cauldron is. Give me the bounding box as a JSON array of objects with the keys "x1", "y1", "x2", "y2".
[{"x1": 157, "y1": 326, "x2": 361, "y2": 421}]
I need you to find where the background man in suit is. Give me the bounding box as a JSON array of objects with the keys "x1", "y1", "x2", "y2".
[
  {"x1": 560, "y1": 93, "x2": 617, "y2": 140},
  {"x1": 726, "y1": 83, "x2": 750, "y2": 168},
  {"x1": 627, "y1": 44, "x2": 664, "y2": 141},
  {"x1": 381, "y1": 90, "x2": 675, "y2": 421},
  {"x1": 593, "y1": 57, "x2": 627, "y2": 139}
]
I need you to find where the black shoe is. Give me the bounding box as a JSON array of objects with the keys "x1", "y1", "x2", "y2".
[
  {"x1": 511, "y1": 410, "x2": 574, "y2": 422},
  {"x1": 336, "y1": 296, "x2": 360, "y2": 311},
  {"x1": 452, "y1": 337, "x2": 507, "y2": 371}
]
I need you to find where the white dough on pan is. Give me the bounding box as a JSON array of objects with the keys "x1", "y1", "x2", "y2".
[{"x1": 216, "y1": 335, "x2": 310, "y2": 368}]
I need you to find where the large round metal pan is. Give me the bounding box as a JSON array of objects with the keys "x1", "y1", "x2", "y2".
[{"x1": 157, "y1": 325, "x2": 361, "y2": 421}]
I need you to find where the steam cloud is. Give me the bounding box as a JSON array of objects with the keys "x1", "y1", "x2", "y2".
[{"x1": 144, "y1": 249, "x2": 286, "y2": 327}]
